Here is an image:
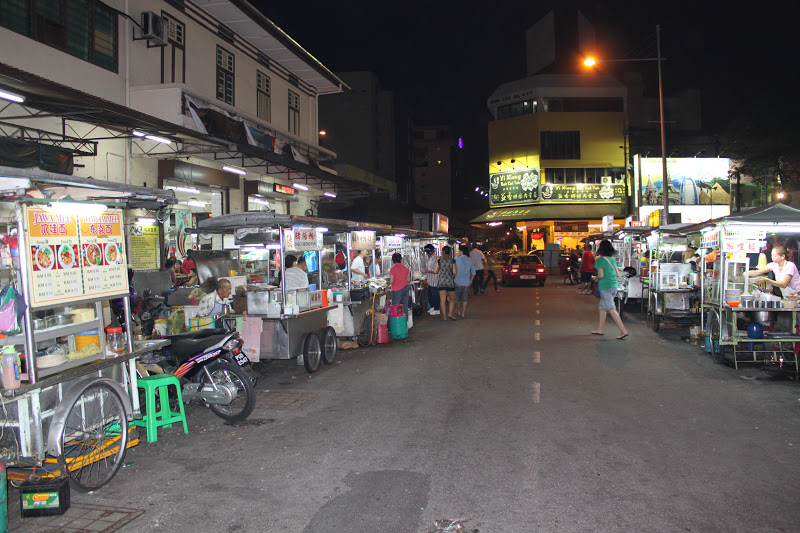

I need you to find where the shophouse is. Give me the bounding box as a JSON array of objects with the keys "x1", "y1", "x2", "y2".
[
  {"x1": 0, "y1": 0, "x2": 388, "y2": 265},
  {"x1": 473, "y1": 74, "x2": 629, "y2": 251}
]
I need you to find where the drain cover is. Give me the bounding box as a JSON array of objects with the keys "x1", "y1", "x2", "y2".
[{"x1": 8, "y1": 502, "x2": 145, "y2": 532}]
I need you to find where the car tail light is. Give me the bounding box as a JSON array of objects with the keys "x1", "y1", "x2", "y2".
[
  {"x1": 537, "y1": 268, "x2": 545, "y2": 273},
  {"x1": 511, "y1": 268, "x2": 519, "y2": 273}
]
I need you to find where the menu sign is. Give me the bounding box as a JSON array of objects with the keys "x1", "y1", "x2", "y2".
[
  {"x1": 489, "y1": 169, "x2": 540, "y2": 206},
  {"x1": 130, "y1": 225, "x2": 160, "y2": 269},
  {"x1": 24, "y1": 206, "x2": 128, "y2": 308},
  {"x1": 26, "y1": 208, "x2": 82, "y2": 306},
  {"x1": 283, "y1": 228, "x2": 318, "y2": 251},
  {"x1": 351, "y1": 230, "x2": 376, "y2": 250}
]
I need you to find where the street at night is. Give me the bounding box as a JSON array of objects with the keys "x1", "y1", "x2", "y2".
[{"x1": 11, "y1": 285, "x2": 798, "y2": 532}]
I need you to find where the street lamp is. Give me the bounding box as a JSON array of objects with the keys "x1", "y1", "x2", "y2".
[{"x1": 584, "y1": 25, "x2": 669, "y2": 223}]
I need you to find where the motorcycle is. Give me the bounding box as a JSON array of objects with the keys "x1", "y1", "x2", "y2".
[
  {"x1": 565, "y1": 264, "x2": 580, "y2": 285},
  {"x1": 142, "y1": 328, "x2": 257, "y2": 422}
]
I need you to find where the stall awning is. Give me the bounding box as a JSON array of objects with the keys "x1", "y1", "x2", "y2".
[
  {"x1": 471, "y1": 203, "x2": 625, "y2": 224},
  {"x1": 679, "y1": 204, "x2": 800, "y2": 234}
]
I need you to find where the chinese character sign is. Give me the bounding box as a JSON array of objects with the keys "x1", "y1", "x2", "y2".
[
  {"x1": 722, "y1": 240, "x2": 765, "y2": 254},
  {"x1": 489, "y1": 169, "x2": 540, "y2": 207},
  {"x1": 291, "y1": 228, "x2": 318, "y2": 251},
  {"x1": 351, "y1": 231, "x2": 376, "y2": 250}
]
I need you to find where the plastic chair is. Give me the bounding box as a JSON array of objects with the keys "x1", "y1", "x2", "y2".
[{"x1": 132, "y1": 375, "x2": 188, "y2": 443}]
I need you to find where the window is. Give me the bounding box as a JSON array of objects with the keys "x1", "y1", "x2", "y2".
[
  {"x1": 161, "y1": 12, "x2": 185, "y2": 84},
  {"x1": 0, "y1": 0, "x2": 118, "y2": 72},
  {"x1": 216, "y1": 46, "x2": 234, "y2": 105},
  {"x1": 542, "y1": 97, "x2": 624, "y2": 112},
  {"x1": 497, "y1": 99, "x2": 537, "y2": 120},
  {"x1": 540, "y1": 131, "x2": 580, "y2": 160},
  {"x1": 256, "y1": 71, "x2": 270, "y2": 122},
  {"x1": 288, "y1": 90, "x2": 299, "y2": 135},
  {"x1": 544, "y1": 167, "x2": 625, "y2": 185}
]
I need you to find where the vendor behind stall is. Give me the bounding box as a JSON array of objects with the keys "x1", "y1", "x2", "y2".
[
  {"x1": 389, "y1": 252, "x2": 411, "y2": 318},
  {"x1": 283, "y1": 254, "x2": 309, "y2": 289},
  {"x1": 748, "y1": 245, "x2": 800, "y2": 297},
  {"x1": 198, "y1": 279, "x2": 232, "y2": 317},
  {"x1": 351, "y1": 249, "x2": 369, "y2": 282}
]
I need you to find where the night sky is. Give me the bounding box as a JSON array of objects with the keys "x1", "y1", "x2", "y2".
[{"x1": 253, "y1": 0, "x2": 797, "y2": 204}]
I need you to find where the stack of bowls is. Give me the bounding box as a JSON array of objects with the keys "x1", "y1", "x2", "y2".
[
  {"x1": 740, "y1": 294, "x2": 754, "y2": 308},
  {"x1": 724, "y1": 289, "x2": 742, "y2": 302}
]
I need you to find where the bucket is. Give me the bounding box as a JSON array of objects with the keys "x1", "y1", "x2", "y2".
[
  {"x1": 377, "y1": 323, "x2": 389, "y2": 344},
  {"x1": 74, "y1": 330, "x2": 100, "y2": 351},
  {"x1": 388, "y1": 316, "x2": 408, "y2": 339},
  {"x1": 190, "y1": 317, "x2": 215, "y2": 331},
  {"x1": 388, "y1": 304, "x2": 405, "y2": 318}
]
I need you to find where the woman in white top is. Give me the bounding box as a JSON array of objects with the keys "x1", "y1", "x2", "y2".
[
  {"x1": 748, "y1": 245, "x2": 800, "y2": 297},
  {"x1": 350, "y1": 249, "x2": 369, "y2": 282}
]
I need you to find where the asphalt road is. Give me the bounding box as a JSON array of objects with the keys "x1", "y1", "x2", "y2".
[{"x1": 25, "y1": 282, "x2": 800, "y2": 532}]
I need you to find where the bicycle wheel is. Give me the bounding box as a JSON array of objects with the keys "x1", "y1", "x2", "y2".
[{"x1": 57, "y1": 381, "x2": 129, "y2": 492}]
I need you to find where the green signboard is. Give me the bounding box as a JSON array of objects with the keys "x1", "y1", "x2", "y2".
[
  {"x1": 539, "y1": 183, "x2": 625, "y2": 202},
  {"x1": 489, "y1": 169, "x2": 625, "y2": 206},
  {"x1": 489, "y1": 169, "x2": 540, "y2": 206}
]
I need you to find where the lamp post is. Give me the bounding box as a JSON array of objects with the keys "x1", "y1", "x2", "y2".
[{"x1": 584, "y1": 25, "x2": 668, "y2": 223}]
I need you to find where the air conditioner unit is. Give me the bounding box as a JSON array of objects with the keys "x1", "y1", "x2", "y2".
[
  {"x1": 600, "y1": 176, "x2": 613, "y2": 185},
  {"x1": 141, "y1": 11, "x2": 167, "y2": 45}
]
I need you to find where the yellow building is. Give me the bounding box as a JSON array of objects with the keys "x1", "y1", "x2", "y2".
[{"x1": 473, "y1": 74, "x2": 629, "y2": 251}]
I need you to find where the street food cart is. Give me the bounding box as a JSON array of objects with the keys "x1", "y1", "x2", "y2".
[
  {"x1": 690, "y1": 204, "x2": 800, "y2": 369},
  {"x1": 196, "y1": 213, "x2": 344, "y2": 373},
  {"x1": 0, "y1": 175, "x2": 175, "y2": 490},
  {"x1": 611, "y1": 227, "x2": 650, "y2": 312},
  {"x1": 646, "y1": 224, "x2": 701, "y2": 332}
]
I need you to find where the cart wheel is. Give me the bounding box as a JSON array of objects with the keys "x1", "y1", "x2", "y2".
[
  {"x1": 303, "y1": 332, "x2": 323, "y2": 373},
  {"x1": 57, "y1": 381, "x2": 129, "y2": 492},
  {"x1": 653, "y1": 314, "x2": 661, "y2": 332},
  {"x1": 321, "y1": 326, "x2": 338, "y2": 365},
  {"x1": 708, "y1": 312, "x2": 727, "y2": 364}
]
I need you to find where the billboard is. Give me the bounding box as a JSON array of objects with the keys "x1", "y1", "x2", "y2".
[{"x1": 639, "y1": 157, "x2": 731, "y2": 206}]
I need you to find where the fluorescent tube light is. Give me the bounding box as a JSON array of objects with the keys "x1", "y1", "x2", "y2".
[
  {"x1": 0, "y1": 89, "x2": 24, "y2": 103},
  {"x1": 186, "y1": 199, "x2": 207, "y2": 208},
  {"x1": 222, "y1": 166, "x2": 246, "y2": 175},
  {"x1": 132, "y1": 130, "x2": 146, "y2": 137},
  {"x1": 292, "y1": 183, "x2": 309, "y2": 191},
  {"x1": 324, "y1": 192, "x2": 337, "y2": 198},
  {"x1": 145, "y1": 134, "x2": 172, "y2": 145},
  {"x1": 175, "y1": 186, "x2": 200, "y2": 194},
  {"x1": 251, "y1": 198, "x2": 270, "y2": 206},
  {"x1": 316, "y1": 227, "x2": 329, "y2": 233},
  {"x1": 137, "y1": 217, "x2": 156, "y2": 224}
]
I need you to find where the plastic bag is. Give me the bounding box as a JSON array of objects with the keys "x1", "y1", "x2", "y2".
[
  {"x1": 0, "y1": 284, "x2": 23, "y2": 334},
  {"x1": 168, "y1": 309, "x2": 185, "y2": 335}
]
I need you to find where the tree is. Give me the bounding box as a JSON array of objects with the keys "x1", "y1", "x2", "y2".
[{"x1": 721, "y1": 104, "x2": 800, "y2": 191}]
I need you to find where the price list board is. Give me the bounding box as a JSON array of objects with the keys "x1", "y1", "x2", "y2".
[
  {"x1": 23, "y1": 206, "x2": 129, "y2": 308},
  {"x1": 79, "y1": 210, "x2": 128, "y2": 298}
]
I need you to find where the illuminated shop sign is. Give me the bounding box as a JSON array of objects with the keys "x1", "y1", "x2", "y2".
[
  {"x1": 273, "y1": 183, "x2": 296, "y2": 195},
  {"x1": 489, "y1": 169, "x2": 624, "y2": 206}
]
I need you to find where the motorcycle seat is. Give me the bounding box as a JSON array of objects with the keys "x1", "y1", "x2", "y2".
[
  {"x1": 167, "y1": 328, "x2": 228, "y2": 341},
  {"x1": 168, "y1": 335, "x2": 229, "y2": 364}
]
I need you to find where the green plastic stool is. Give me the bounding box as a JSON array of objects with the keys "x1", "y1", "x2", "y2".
[{"x1": 132, "y1": 374, "x2": 188, "y2": 443}]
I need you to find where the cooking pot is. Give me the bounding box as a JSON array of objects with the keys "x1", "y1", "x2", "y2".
[
  {"x1": 687, "y1": 273, "x2": 700, "y2": 287},
  {"x1": 32, "y1": 317, "x2": 47, "y2": 331},
  {"x1": 747, "y1": 322, "x2": 764, "y2": 339},
  {"x1": 47, "y1": 314, "x2": 72, "y2": 327},
  {"x1": 747, "y1": 310, "x2": 776, "y2": 324}
]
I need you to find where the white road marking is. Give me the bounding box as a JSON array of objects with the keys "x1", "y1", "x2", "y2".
[
  {"x1": 536, "y1": 309, "x2": 540, "y2": 315},
  {"x1": 532, "y1": 381, "x2": 541, "y2": 403},
  {"x1": 535, "y1": 319, "x2": 541, "y2": 326},
  {"x1": 533, "y1": 351, "x2": 541, "y2": 363},
  {"x1": 534, "y1": 332, "x2": 541, "y2": 341}
]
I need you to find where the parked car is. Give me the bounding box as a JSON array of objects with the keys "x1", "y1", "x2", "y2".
[{"x1": 502, "y1": 254, "x2": 547, "y2": 286}]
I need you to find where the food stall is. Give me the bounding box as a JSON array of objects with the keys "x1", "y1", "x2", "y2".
[
  {"x1": 196, "y1": 213, "x2": 346, "y2": 373},
  {"x1": 0, "y1": 174, "x2": 175, "y2": 490},
  {"x1": 610, "y1": 227, "x2": 650, "y2": 313},
  {"x1": 645, "y1": 224, "x2": 701, "y2": 332},
  {"x1": 689, "y1": 204, "x2": 800, "y2": 369}
]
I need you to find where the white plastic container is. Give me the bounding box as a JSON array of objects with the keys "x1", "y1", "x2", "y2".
[{"x1": 2, "y1": 346, "x2": 20, "y2": 390}]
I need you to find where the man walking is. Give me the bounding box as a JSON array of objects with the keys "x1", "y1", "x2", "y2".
[
  {"x1": 421, "y1": 244, "x2": 441, "y2": 315},
  {"x1": 452, "y1": 245, "x2": 476, "y2": 319},
  {"x1": 470, "y1": 243, "x2": 486, "y2": 295},
  {"x1": 580, "y1": 244, "x2": 596, "y2": 295}
]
